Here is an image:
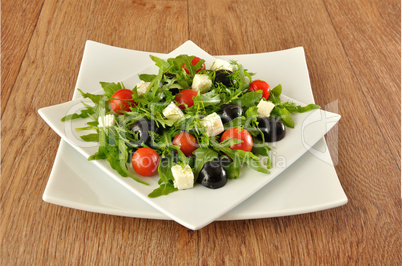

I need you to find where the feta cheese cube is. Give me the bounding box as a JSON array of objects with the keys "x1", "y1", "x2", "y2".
[
  {"x1": 98, "y1": 114, "x2": 116, "y2": 128},
  {"x1": 257, "y1": 99, "x2": 275, "y2": 118},
  {"x1": 200, "y1": 112, "x2": 224, "y2": 136},
  {"x1": 136, "y1": 80, "x2": 150, "y2": 96},
  {"x1": 211, "y1": 59, "x2": 233, "y2": 72},
  {"x1": 192, "y1": 74, "x2": 212, "y2": 93},
  {"x1": 171, "y1": 164, "x2": 194, "y2": 190},
  {"x1": 162, "y1": 102, "x2": 184, "y2": 120}
]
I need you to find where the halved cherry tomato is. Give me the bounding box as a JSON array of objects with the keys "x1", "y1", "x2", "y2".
[
  {"x1": 110, "y1": 89, "x2": 135, "y2": 114},
  {"x1": 173, "y1": 132, "x2": 198, "y2": 157},
  {"x1": 249, "y1": 80, "x2": 270, "y2": 100},
  {"x1": 175, "y1": 89, "x2": 198, "y2": 109},
  {"x1": 182, "y1": 57, "x2": 206, "y2": 74},
  {"x1": 132, "y1": 147, "x2": 160, "y2": 176},
  {"x1": 220, "y1": 128, "x2": 253, "y2": 152}
]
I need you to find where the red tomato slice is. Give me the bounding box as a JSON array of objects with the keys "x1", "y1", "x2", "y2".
[
  {"x1": 182, "y1": 57, "x2": 206, "y2": 74},
  {"x1": 249, "y1": 80, "x2": 271, "y2": 100},
  {"x1": 110, "y1": 89, "x2": 135, "y2": 114},
  {"x1": 132, "y1": 147, "x2": 160, "y2": 176},
  {"x1": 173, "y1": 132, "x2": 198, "y2": 157},
  {"x1": 220, "y1": 128, "x2": 253, "y2": 152},
  {"x1": 175, "y1": 89, "x2": 198, "y2": 109}
]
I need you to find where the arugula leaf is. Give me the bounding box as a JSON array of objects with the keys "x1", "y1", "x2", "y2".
[
  {"x1": 150, "y1": 55, "x2": 170, "y2": 69},
  {"x1": 61, "y1": 109, "x2": 92, "y2": 121},
  {"x1": 268, "y1": 85, "x2": 283, "y2": 104},
  {"x1": 272, "y1": 101, "x2": 320, "y2": 128},
  {"x1": 280, "y1": 101, "x2": 320, "y2": 113},
  {"x1": 233, "y1": 91, "x2": 263, "y2": 107},
  {"x1": 252, "y1": 139, "x2": 271, "y2": 157},
  {"x1": 193, "y1": 147, "x2": 219, "y2": 179},
  {"x1": 193, "y1": 91, "x2": 221, "y2": 107},
  {"x1": 271, "y1": 84, "x2": 282, "y2": 97},
  {"x1": 273, "y1": 107, "x2": 295, "y2": 128},
  {"x1": 211, "y1": 139, "x2": 269, "y2": 174},
  {"x1": 225, "y1": 162, "x2": 240, "y2": 179},
  {"x1": 139, "y1": 74, "x2": 157, "y2": 82},
  {"x1": 148, "y1": 152, "x2": 179, "y2": 198},
  {"x1": 100, "y1": 82, "x2": 123, "y2": 96},
  {"x1": 148, "y1": 182, "x2": 177, "y2": 198},
  {"x1": 80, "y1": 133, "x2": 99, "y2": 142},
  {"x1": 252, "y1": 139, "x2": 272, "y2": 169},
  {"x1": 167, "y1": 55, "x2": 205, "y2": 76}
]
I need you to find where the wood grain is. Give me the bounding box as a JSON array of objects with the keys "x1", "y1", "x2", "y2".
[
  {"x1": 189, "y1": 0, "x2": 401, "y2": 264},
  {"x1": 1, "y1": 0, "x2": 45, "y2": 116},
  {"x1": 324, "y1": 0, "x2": 401, "y2": 169},
  {"x1": 1, "y1": 0, "x2": 401, "y2": 264}
]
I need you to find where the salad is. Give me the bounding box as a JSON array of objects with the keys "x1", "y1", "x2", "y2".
[{"x1": 62, "y1": 55, "x2": 320, "y2": 197}]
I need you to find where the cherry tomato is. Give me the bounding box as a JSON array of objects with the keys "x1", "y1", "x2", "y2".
[
  {"x1": 110, "y1": 89, "x2": 135, "y2": 114},
  {"x1": 220, "y1": 128, "x2": 253, "y2": 152},
  {"x1": 175, "y1": 89, "x2": 198, "y2": 109},
  {"x1": 249, "y1": 80, "x2": 271, "y2": 100},
  {"x1": 132, "y1": 147, "x2": 160, "y2": 176},
  {"x1": 173, "y1": 132, "x2": 198, "y2": 157},
  {"x1": 182, "y1": 57, "x2": 206, "y2": 74}
]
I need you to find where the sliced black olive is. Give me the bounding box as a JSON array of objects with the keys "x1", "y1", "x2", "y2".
[
  {"x1": 220, "y1": 103, "x2": 243, "y2": 124},
  {"x1": 256, "y1": 117, "x2": 286, "y2": 142},
  {"x1": 163, "y1": 73, "x2": 176, "y2": 79},
  {"x1": 197, "y1": 159, "x2": 227, "y2": 189},
  {"x1": 159, "y1": 72, "x2": 177, "y2": 86},
  {"x1": 169, "y1": 87, "x2": 180, "y2": 96},
  {"x1": 131, "y1": 118, "x2": 160, "y2": 146},
  {"x1": 214, "y1": 70, "x2": 234, "y2": 87},
  {"x1": 160, "y1": 73, "x2": 180, "y2": 95}
]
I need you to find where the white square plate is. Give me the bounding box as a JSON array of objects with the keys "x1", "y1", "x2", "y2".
[{"x1": 39, "y1": 41, "x2": 347, "y2": 229}]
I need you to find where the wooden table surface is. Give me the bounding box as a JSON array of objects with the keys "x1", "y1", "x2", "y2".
[{"x1": 1, "y1": 0, "x2": 401, "y2": 264}]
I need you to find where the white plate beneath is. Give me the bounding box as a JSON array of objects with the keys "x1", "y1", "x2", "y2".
[{"x1": 40, "y1": 41, "x2": 347, "y2": 229}]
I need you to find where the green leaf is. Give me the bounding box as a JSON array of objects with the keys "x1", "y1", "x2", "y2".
[
  {"x1": 282, "y1": 102, "x2": 320, "y2": 113},
  {"x1": 150, "y1": 55, "x2": 170, "y2": 69},
  {"x1": 193, "y1": 91, "x2": 221, "y2": 107},
  {"x1": 211, "y1": 140, "x2": 269, "y2": 174},
  {"x1": 225, "y1": 162, "x2": 240, "y2": 179},
  {"x1": 167, "y1": 54, "x2": 206, "y2": 76},
  {"x1": 61, "y1": 110, "x2": 92, "y2": 121},
  {"x1": 273, "y1": 107, "x2": 295, "y2": 128},
  {"x1": 157, "y1": 153, "x2": 175, "y2": 183},
  {"x1": 193, "y1": 147, "x2": 219, "y2": 178},
  {"x1": 99, "y1": 82, "x2": 123, "y2": 96},
  {"x1": 148, "y1": 182, "x2": 178, "y2": 198},
  {"x1": 139, "y1": 74, "x2": 157, "y2": 82},
  {"x1": 233, "y1": 91, "x2": 262, "y2": 107},
  {"x1": 80, "y1": 133, "x2": 99, "y2": 142},
  {"x1": 252, "y1": 139, "x2": 271, "y2": 157},
  {"x1": 271, "y1": 84, "x2": 282, "y2": 97}
]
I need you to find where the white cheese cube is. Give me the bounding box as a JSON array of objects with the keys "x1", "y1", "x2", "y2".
[
  {"x1": 98, "y1": 114, "x2": 116, "y2": 128},
  {"x1": 257, "y1": 99, "x2": 275, "y2": 118},
  {"x1": 171, "y1": 164, "x2": 194, "y2": 190},
  {"x1": 200, "y1": 112, "x2": 224, "y2": 136},
  {"x1": 136, "y1": 80, "x2": 150, "y2": 96},
  {"x1": 192, "y1": 74, "x2": 212, "y2": 93},
  {"x1": 211, "y1": 59, "x2": 233, "y2": 72},
  {"x1": 162, "y1": 102, "x2": 184, "y2": 120}
]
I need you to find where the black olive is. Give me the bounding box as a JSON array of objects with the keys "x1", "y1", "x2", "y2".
[
  {"x1": 197, "y1": 159, "x2": 227, "y2": 189},
  {"x1": 220, "y1": 103, "x2": 243, "y2": 124},
  {"x1": 163, "y1": 73, "x2": 176, "y2": 79},
  {"x1": 131, "y1": 118, "x2": 160, "y2": 146},
  {"x1": 159, "y1": 73, "x2": 180, "y2": 95},
  {"x1": 169, "y1": 88, "x2": 180, "y2": 96},
  {"x1": 256, "y1": 117, "x2": 286, "y2": 142},
  {"x1": 214, "y1": 70, "x2": 234, "y2": 87},
  {"x1": 159, "y1": 72, "x2": 177, "y2": 86}
]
